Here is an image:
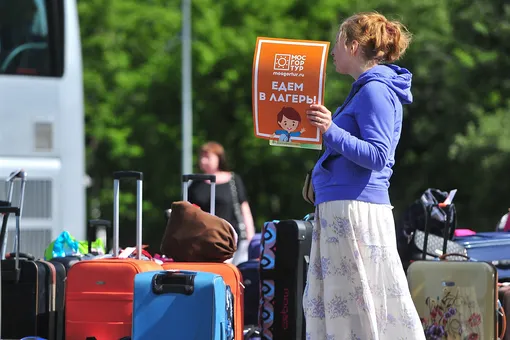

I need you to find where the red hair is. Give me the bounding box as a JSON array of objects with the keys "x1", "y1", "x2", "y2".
[{"x1": 339, "y1": 12, "x2": 412, "y2": 63}]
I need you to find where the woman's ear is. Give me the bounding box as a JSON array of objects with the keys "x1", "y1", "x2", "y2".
[{"x1": 350, "y1": 40, "x2": 359, "y2": 56}]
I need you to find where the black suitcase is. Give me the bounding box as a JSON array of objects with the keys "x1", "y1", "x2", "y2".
[
  {"x1": 2, "y1": 248, "x2": 66, "y2": 340},
  {"x1": 0, "y1": 170, "x2": 66, "y2": 340},
  {"x1": 259, "y1": 218, "x2": 313, "y2": 340},
  {"x1": 1, "y1": 206, "x2": 52, "y2": 339}
]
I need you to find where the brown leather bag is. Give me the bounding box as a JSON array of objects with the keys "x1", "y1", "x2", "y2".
[{"x1": 160, "y1": 201, "x2": 237, "y2": 262}]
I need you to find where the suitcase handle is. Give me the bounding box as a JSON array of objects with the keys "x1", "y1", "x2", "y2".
[
  {"x1": 88, "y1": 219, "x2": 112, "y2": 228},
  {"x1": 182, "y1": 174, "x2": 216, "y2": 183},
  {"x1": 182, "y1": 174, "x2": 216, "y2": 215},
  {"x1": 151, "y1": 271, "x2": 196, "y2": 295},
  {"x1": 6, "y1": 169, "x2": 27, "y2": 215},
  {"x1": 113, "y1": 171, "x2": 143, "y2": 180},
  {"x1": 491, "y1": 259, "x2": 510, "y2": 268},
  {"x1": 439, "y1": 253, "x2": 470, "y2": 261},
  {"x1": 1, "y1": 169, "x2": 27, "y2": 259},
  {"x1": 0, "y1": 206, "x2": 20, "y2": 215},
  {"x1": 6, "y1": 168, "x2": 27, "y2": 181},
  {"x1": 113, "y1": 171, "x2": 144, "y2": 259},
  {"x1": 5, "y1": 252, "x2": 35, "y2": 260},
  {"x1": 87, "y1": 219, "x2": 112, "y2": 254},
  {"x1": 422, "y1": 203, "x2": 454, "y2": 260}
]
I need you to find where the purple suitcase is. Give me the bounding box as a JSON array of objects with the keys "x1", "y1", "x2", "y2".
[
  {"x1": 237, "y1": 259, "x2": 260, "y2": 327},
  {"x1": 248, "y1": 233, "x2": 261, "y2": 260}
]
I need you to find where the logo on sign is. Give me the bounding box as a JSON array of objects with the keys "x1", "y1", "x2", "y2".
[
  {"x1": 274, "y1": 54, "x2": 291, "y2": 71},
  {"x1": 273, "y1": 54, "x2": 306, "y2": 72}
]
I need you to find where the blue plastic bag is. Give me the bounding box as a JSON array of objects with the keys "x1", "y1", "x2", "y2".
[{"x1": 51, "y1": 231, "x2": 81, "y2": 259}]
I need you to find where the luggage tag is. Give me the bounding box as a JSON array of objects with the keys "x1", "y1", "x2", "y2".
[
  {"x1": 433, "y1": 189, "x2": 457, "y2": 222},
  {"x1": 118, "y1": 247, "x2": 136, "y2": 258},
  {"x1": 441, "y1": 189, "x2": 458, "y2": 207}
]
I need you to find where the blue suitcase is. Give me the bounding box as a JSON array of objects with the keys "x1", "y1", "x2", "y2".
[
  {"x1": 454, "y1": 232, "x2": 510, "y2": 280},
  {"x1": 132, "y1": 270, "x2": 234, "y2": 340}
]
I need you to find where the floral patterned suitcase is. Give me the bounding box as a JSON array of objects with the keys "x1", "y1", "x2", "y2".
[{"x1": 407, "y1": 260, "x2": 498, "y2": 339}]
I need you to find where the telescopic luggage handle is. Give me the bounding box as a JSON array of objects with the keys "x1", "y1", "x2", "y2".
[
  {"x1": 422, "y1": 198, "x2": 456, "y2": 260},
  {"x1": 182, "y1": 174, "x2": 216, "y2": 215},
  {"x1": 113, "y1": 171, "x2": 144, "y2": 259},
  {"x1": 87, "y1": 219, "x2": 112, "y2": 254},
  {"x1": 114, "y1": 171, "x2": 143, "y2": 181},
  {"x1": 6, "y1": 169, "x2": 27, "y2": 208},
  {"x1": 0, "y1": 169, "x2": 27, "y2": 260}
]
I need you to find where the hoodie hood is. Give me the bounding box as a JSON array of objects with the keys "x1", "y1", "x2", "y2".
[{"x1": 353, "y1": 64, "x2": 413, "y2": 104}]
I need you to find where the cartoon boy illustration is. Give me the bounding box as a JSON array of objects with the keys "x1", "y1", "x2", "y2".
[{"x1": 272, "y1": 106, "x2": 306, "y2": 142}]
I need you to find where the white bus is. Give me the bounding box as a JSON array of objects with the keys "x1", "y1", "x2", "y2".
[{"x1": 0, "y1": 0, "x2": 86, "y2": 258}]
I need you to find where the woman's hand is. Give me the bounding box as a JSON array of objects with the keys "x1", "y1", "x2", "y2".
[{"x1": 307, "y1": 104, "x2": 332, "y2": 133}]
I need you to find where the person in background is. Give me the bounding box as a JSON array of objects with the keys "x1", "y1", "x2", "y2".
[
  {"x1": 303, "y1": 12, "x2": 425, "y2": 339},
  {"x1": 187, "y1": 141, "x2": 255, "y2": 264}
]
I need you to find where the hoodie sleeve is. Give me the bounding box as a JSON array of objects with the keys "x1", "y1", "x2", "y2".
[{"x1": 322, "y1": 82, "x2": 395, "y2": 171}]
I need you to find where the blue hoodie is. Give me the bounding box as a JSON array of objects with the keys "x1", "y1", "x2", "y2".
[{"x1": 312, "y1": 64, "x2": 413, "y2": 206}]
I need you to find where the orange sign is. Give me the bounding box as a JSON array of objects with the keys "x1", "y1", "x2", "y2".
[{"x1": 252, "y1": 37, "x2": 330, "y2": 148}]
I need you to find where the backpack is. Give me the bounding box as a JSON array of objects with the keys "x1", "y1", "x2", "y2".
[{"x1": 396, "y1": 188, "x2": 457, "y2": 265}]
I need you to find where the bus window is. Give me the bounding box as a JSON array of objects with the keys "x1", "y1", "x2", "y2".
[{"x1": 0, "y1": 0, "x2": 62, "y2": 77}]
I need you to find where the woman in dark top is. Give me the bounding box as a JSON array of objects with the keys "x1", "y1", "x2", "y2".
[{"x1": 188, "y1": 141, "x2": 255, "y2": 263}]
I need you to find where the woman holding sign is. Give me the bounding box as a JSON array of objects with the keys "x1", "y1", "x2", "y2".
[{"x1": 303, "y1": 12, "x2": 425, "y2": 340}]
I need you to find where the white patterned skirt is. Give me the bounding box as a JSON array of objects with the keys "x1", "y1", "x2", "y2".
[{"x1": 303, "y1": 200, "x2": 425, "y2": 340}]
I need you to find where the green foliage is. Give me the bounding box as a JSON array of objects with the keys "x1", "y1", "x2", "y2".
[{"x1": 79, "y1": 0, "x2": 510, "y2": 248}]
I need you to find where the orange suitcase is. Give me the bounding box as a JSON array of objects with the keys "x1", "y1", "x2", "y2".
[
  {"x1": 162, "y1": 262, "x2": 244, "y2": 339},
  {"x1": 65, "y1": 171, "x2": 162, "y2": 340}
]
